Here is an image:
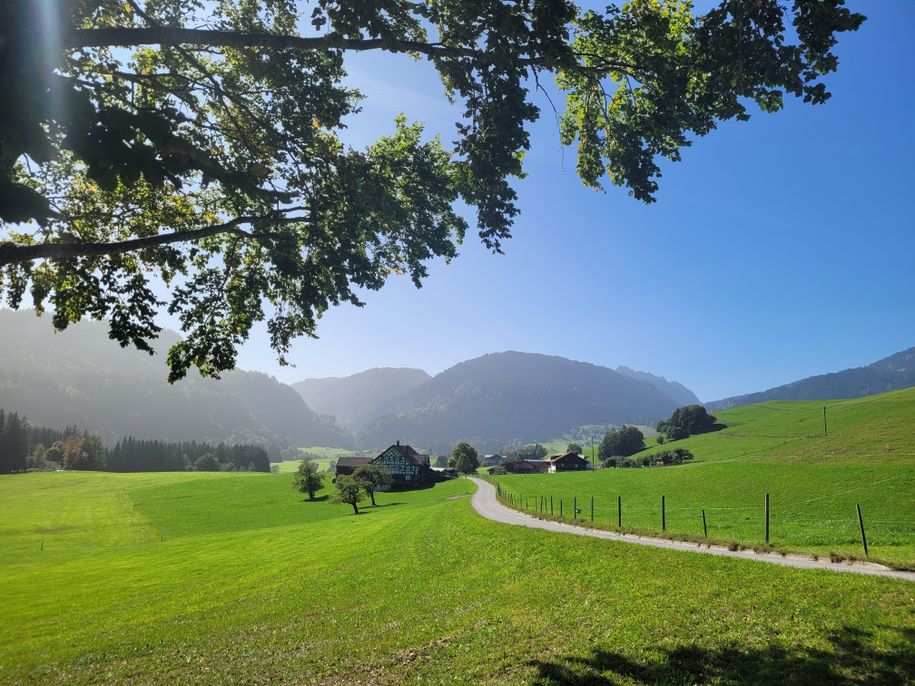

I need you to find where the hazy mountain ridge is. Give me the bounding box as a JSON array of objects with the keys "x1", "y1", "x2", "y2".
[
  {"x1": 0, "y1": 310, "x2": 352, "y2": 449},
  {"x1": 707, "y1": 346, "x2": 915, "y2": 411},
  {"x1": 293, "y1": 367, "x2": 431, "y2": 429},
  {"x1": 615, "y1": 366, "x2": 701, "y2": 406},
  {"x1": 353, "y1": 352, "x2": 684, "y2": 452}
]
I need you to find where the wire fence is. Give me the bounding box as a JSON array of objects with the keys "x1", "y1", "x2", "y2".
[{"x1": 492, "y1": 481, "x2": 915, "y2": 559}]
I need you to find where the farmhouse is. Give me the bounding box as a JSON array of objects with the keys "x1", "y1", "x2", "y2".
[
  {"x1": 545, "y1": 451, "x2": 591, "y2": 472},
  {"x1": 504, "y1": 452, "x2": 591, "y2": 474},
  {"x1": 505, "y1": 459, "x2": 550, "y2": 474},
  {"x1": 335, "y1": 441, "x2": 433, "y2": 487}
]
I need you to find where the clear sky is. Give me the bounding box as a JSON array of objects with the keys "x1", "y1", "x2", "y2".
[{"x1": 226, "y1": 1, "x2": 914, "y2": 402}]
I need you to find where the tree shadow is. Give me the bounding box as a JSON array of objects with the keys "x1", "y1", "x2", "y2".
[
  {"x1": 529, "y1": 626, "x2": 914, "y2": 686},
  {"x1": 301, "y1": 495, "x2": 329, "y2": 502}
]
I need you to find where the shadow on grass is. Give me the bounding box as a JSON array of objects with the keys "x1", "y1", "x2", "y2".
[
  {"x1": 302, "y1": 495, "x2": 330, "y2": 502},
  {"x1": 529, "y1": 626, "x2": 914, "y2": 686}
]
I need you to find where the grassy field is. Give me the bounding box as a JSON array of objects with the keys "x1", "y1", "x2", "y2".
[
  {"x1": 272, "y1": 458, "x2": 335, "y2": 474},
  {"x1": 1, "y1": 470, "x2": 913, "y2": 684},
  {"x1": 492, "y1": 389, "x2": 915, "y2": 568},
  {"x1": 271, "y1": 446, "x2": 354, "y2": 474}
]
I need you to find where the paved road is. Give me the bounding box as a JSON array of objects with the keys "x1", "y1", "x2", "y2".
[{"x1": 468, "y1": 478, "x2": 915, "y2": 581}]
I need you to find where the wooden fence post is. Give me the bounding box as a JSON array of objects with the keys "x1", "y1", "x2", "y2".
[
  {"x1": 857, "y1": 504, "x2": 868, "y2": 556},
  {"x1": 560, "y1": 499, "x2": 563, "y2": 519},
  {"x1": 617, "y1": 496, "x2": 621, "y2": 528},
  {"x1": 550, "y1": 496, "x2": 553, "y2": 516},
  {"x1": 765, "y1": 493, "x2": 770, "y2": 544},
  {"x1": 591, "y1": 496, "x2": 594, "y2": 522},
  {"x1": 574, "y1": 497, "x2": 577, "y2": 520},
  {"x1": 702, "y1": 509, "x2": 707, "y2": 537},
  {"x1": 661, "y1": 495, "x2": 666, "y2": 531}
]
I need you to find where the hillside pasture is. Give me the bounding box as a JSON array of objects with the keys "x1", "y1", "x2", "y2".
[
  {"x1": 0, "y1": 470, "x2": 912, "y2": 684},
  {"x1": 492, "y1": 389, "x2": 915, "y2": 568}
]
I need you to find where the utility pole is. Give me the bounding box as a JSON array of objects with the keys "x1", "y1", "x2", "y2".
[
  {"x1": 590, "y1": 434, "x2": 595, "y2": 471},
  {"x1": 823, "y1": 406, "x2": 828, "y2": 437}
]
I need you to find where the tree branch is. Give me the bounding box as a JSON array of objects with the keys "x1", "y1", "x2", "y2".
[
  {"x1": 66, "y1": 27, "x2": 639, "y2": 74},
  {"x1": 0, "y1": 214, "x2": 300, "y2": 266},
  {"x1": 67, "y1": 27, "x2": 486, "y2": 60}
]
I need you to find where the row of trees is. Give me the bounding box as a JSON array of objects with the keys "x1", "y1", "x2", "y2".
[
  {"x1": 0, "y1": 410, "x2": 29, "y2": 473},
  {"x1": 604, "y1": 448, "x2": 694, "y2": 469},
  {"x1": 0, "y1": 408, "x2": 270, "y2": 473},
  {"x1": 108, "y1": 438, "x2": 270, "y2": 472}
]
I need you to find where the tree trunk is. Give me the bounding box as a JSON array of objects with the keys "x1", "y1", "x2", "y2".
[
  {"x1": 369, "y1": 489, "x2": 376, "y2": 506},
  {"x1": 351, "y1": 502, "x2": 359, "y2": 515}
]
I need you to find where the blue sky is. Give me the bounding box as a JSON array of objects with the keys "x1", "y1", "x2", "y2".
[{"x1": 229, "y1": 1, "x2": 914, "y2": 402}]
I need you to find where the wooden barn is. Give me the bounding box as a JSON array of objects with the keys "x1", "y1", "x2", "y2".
[
  {"x1": 546, "y1": 451, "x2": 591, "y2": 472},
  {"x1": 334, "y1": 455, "x2": 372, "y2": 477}
]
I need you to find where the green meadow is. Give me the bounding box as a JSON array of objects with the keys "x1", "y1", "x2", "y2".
[
  {"x1": 1, "y1": 468, "x2": 913, "y2": 684},
  {"x1": 492, "y1": 389, "x2": 915, "y2": 568}
]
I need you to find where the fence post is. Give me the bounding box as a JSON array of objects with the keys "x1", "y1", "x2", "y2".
[
  {"x1": 856, "y1": 504, "x2": 868, "y2": 557},
  {"x1": 574, "y1": 497, "x2": 577, "y2": 520},
  {"x1": 702, "y1": 509, "x2": 707, "y2": 537},
  {"x1": 560, "y1": 499, "x2": 563, "y2": 519},
  {"x1": 661, "y1": 495, "x2": 666, "y2": 531},
  {"x1": 591, "y1": 496, "x2": 594, "y2": 522},
  {"x1": 765, "y1": 493, "x2": 770, "y2": 544},
  {"x1": 617, "y1": 496, "x2": 621, "y2": 528},
  {"x1": 550, "y1": 496, "x2": 553, "y2": 516}
]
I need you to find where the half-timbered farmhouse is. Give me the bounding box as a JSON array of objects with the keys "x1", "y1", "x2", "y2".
[{"x1": 334, "y1": 441, "x2": 433, "y2": 487}]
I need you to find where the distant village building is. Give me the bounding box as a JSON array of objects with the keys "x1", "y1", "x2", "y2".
[
  {"x1": 481, "y1": 454, "x2": 504, "y2": 467},
  {"x1": 335, "y1": 441, "x2": 433, "y2": 487},
  {"x1": 545, "y1": 451, "x2": 591, "y2": 472},
  {"x1": 504, "y1": 451, "x2": 591, "y2": 474}
]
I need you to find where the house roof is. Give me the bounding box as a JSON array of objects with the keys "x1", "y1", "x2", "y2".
[
  {"x1": 547, "y1": 451, "x2": 587, "y2": 463},
  {"x1": 378, "y1": 443, "x2": 430, "y2": 467},
  {"x1": 336, "y1": 456, "x2": 372, "y2": 468}
]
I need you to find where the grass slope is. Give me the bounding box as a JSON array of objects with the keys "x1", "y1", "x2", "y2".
[
  {"x1": 493, "y1": 389, "x2": 915, "y2": 568},
  {"x1": 0, "y1": 470, "x2": 913, "y2": 684}
]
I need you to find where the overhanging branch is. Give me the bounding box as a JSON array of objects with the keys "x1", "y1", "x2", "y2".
[{"x1": 0, "y1": 214, "x2": 300, "y2": 267}]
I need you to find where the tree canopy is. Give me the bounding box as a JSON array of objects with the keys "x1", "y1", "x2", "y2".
[
  {"x1": 292, "y1": 458, "x2": 325, "y2": 498},
  {"x1": 0, "y1": 0, "x2": 864, "y2": 380},
  {"x1": 598, "y1": 425, "x2": 645, "y2": 460},
  {"x1": 352, "y1": 463, "x2": 392, "y2": 506},
  {"x1": 657, "y1": 404, "x2": 721, "y2": 440},
  {"x1": 449, "y1": 441, "x2": 480, "y2": 474}
]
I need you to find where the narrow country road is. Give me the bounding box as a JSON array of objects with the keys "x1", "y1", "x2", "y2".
[{"x1": 467, "y1": 478, "x2": 915, "y2": 581}]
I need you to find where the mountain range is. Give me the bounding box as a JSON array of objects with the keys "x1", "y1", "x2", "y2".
[
  {"x1": 0, "y1": 310, "x2": 351, "y2": 451},
  {"x1": 5, "y1": 309, "x2": 910, "y2": 455},
  {"x1": 707, "y1": 346, "x2": 915, "y2": 411},
  {"x1": 298, "y1": 352, "x2": 696, "y2": 453}
]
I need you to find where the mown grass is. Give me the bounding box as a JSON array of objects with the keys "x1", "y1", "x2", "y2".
[
  {"x1": 492, "y1": 389, "x2": 915, "y2": 568},
  {"x1": 1, "y1": 470, "x2": 913, "y2": 684},
  {"x1": 271, "y1": 457, "x2": 336, "y2": 474}
]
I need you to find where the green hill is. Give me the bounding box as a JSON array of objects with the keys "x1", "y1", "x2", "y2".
[
  {"x1": 493, "y1": 388, "x2": 915, "y2": 568},
  {"x1": 0, "y1": 471, "x2": 911, "y2": 683}
]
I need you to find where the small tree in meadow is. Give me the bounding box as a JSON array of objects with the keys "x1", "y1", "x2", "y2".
[
  {"x1": 333, "y1": 476, "x2": 364, "y2": 514},
  {"x1": 292, "y1": 459, "x2": 324, "y2": 500},
  {"x1": 353, "y1": 464, "x2": 393, "y2": 506},
  {"x1": 566, "y1": 442, "x2": 583, "y2": 455}
]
